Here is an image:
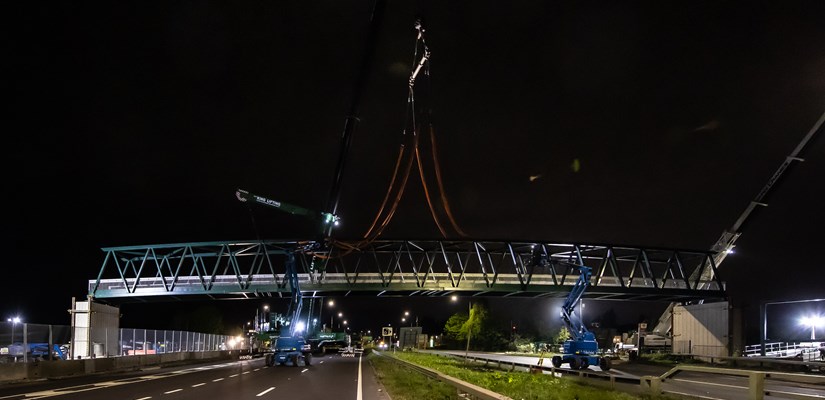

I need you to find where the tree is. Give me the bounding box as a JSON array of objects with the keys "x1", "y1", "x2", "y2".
[
  {"x1": 443, "y1": 313, "x2": 468, "y2": 341},
  {"x1": 554, "y1": 327, "x2": 570, "y2": 344},
  {"x1": 462, "y1": 303, "x2": 487, "y2": 359}
]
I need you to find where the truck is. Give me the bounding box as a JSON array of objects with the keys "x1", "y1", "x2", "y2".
[
  {"x1": 1, "y1": 343, "x2": 69, "y2": 362},
  {"x1": 307, "y1": 331, "x2": 350, "y2": 354}
]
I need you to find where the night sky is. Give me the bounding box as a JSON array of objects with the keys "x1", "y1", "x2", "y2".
[{"x1": 4, "y1": 1, "x2": 824, "y2": 343}]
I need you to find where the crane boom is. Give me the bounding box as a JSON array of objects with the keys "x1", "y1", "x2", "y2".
[
  {"x1": 653, "y1": 110, "x2": 825, "y2": 336},
  {"x1": 236, "y1": 188, "x2": 338, "y2": 236}
]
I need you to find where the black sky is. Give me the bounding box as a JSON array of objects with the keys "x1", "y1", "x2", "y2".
[{"x1": 3, "y1": 1, "x2": 824, "y2": 342}]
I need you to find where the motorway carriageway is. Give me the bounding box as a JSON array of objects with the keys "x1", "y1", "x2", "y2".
[{"x1": 0, "y1": 354, "x2": 389, "y2": 400}]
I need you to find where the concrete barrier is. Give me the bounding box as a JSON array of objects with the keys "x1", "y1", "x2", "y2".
[{"x1": 0, "y1": 351, "x2": 234, "y2": 384}]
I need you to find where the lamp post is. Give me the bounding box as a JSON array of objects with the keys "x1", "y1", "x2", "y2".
[
  {"x1": 324, "y1": 299, "x2": 334, "y2": 331},
  {"x1": 451, "y1": 296, "x2": 472, "y2": 361},
  {"x1": 7, "y1": 317, "x2": 21, "y2": 344}
]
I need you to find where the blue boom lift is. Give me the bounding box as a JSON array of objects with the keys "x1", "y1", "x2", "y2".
[
  {"x1": 548, "y1": 261, "x2": 612, "y2": 371},
  {"x1": 266, "y1": 252, "x2": 312, "y2": 367},
  {"x1": 236, "y1": 189, "x2": 330, "y2": 367}
]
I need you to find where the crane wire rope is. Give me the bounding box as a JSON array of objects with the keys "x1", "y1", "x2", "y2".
[{"x1": 319, "y1": 18, "x2": 468, "y2": 259}]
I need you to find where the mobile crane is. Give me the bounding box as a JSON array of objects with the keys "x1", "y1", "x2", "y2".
[
  {"x1": 647, "y1": 111, "x2": 825, "y2": 341},
  {"x1": 235, "y1": 0, "x2": 390, "y2": 367}
]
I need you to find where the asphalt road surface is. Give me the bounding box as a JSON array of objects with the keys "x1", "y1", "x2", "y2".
[{"x1": 0, "y1": 354, "x2": 390, "y2": 400}]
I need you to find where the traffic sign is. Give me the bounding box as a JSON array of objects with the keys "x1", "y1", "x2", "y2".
[{"x1": 382, "y1": 327, "x2": 393, "y2": 337}]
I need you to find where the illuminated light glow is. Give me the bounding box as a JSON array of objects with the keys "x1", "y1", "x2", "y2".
[
  {"x1": 800, "y1": 315, "x2": 825, "y2": 327},
  {"x1": 294, "y1": 321, "x2": 306, "y2": 333},
  {"x1": 800, "y1": 315, "x2": 824, "y2": 340}
]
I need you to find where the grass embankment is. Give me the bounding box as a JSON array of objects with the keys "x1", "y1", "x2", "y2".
[
  {"x1": 372, "y1": 351, "x2": 649, "y2": 400},
  {"x1": 368, "y1": 351, "x2": 461, "y2": 400}
]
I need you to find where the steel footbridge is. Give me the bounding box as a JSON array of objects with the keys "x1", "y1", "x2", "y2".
[{"x1": 89, "y1": 239, "x2": 725, "y2": 303}]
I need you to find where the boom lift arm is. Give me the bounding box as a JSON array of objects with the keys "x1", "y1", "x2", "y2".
[
  {"x1": 560, "y1": 264, "x2": 593, "y2": 341},
  {"x1": 532, "y1": 251, "x2": 611, "y2": 370}
]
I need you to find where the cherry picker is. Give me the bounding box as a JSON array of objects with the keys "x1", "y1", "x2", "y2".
[{"x1": 550, "y1": 263, "x2": 612, "y2": 371}]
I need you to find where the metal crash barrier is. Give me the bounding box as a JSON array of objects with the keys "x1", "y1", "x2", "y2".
[{"x1": 645, "y1": 364, "x2": 825, "y2": 400}]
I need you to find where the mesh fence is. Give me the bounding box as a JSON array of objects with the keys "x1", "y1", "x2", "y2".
[
  {"x1": 1, "y1": 322, "x2": 229, "y2": 362},
  {"x1": 118, "y1": 329, "x2": 229, "y2": 355}
]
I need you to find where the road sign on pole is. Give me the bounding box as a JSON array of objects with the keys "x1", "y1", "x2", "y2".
[{"x1": 382, "y1": 327, "x2": 392, "y2": 337}]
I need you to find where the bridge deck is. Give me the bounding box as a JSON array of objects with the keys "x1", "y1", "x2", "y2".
[{"x1": 89, "y1": 239, "x2": 725, "y2": 303}]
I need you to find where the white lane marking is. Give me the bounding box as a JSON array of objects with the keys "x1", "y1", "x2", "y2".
[
  {"x1": 301, "y1": 368, "x2": 308, "y2": 373},
  {"x1": 256, "y1": 387, "x2": 275, "y2": 397},
  {"x1": 191, "y1": 383, "x2": 206, "y2": 387},
  {"x1": 356, "y1": 353, "x2": 363, "y2": 400},
  {"x1": 663, "y1": 391, "x2": 724, "y2": 400},
  {"x1": 212, "y1": 378, "x2": 224, "y2": 382},
  {"x1": 0, "y1": 361, "x2": 235, "y2": 400},
  {"x1": 229, "y1": 374, "x2": 239, "y2": 378},
  {"x1": 253, "y1": 368, "x2": 261, "y2": 371},
  {"x1": 320, "y1": 361, "x2": 324, "y2": 364},
  {"x1": 242, "y1": 371, "x2": 250, "y2": 374},
  {"x1": 164, "y1": 389, "x2": 183, "y2": 394}
]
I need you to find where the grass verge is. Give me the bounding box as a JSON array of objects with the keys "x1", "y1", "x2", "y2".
[
  {"x1": 368, "y1": 352, "x2": 461, "y2": 400},
  {"x1": 391, "y1": 351, "x2": 651, "y2": 400}
]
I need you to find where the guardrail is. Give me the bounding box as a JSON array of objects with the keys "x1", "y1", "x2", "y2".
[
  {"x1": 434, "y1": 351, "x2": 825, "y2": 399},
  {"x1": 441, "y1": 352, "x2": 641, "y2": 390},
  {"x1": 374, "y1": 350, "x2": 512, "y2": 400},
  {"x1": 641, "y1": 364, "x2": 825, "y2": 400}
]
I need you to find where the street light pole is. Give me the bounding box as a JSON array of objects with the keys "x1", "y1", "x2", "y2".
[
  {"x1": 464, "y1": 301, "x2": 472, "y2": 361},
  {"x1": 7, "y1": 317, "x2": 20, "y2": 344}
]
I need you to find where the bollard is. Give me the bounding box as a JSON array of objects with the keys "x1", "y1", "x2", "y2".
[
  {"x1": 641, "y1": 376, "x2": 661, "y2": 395},
  {"x1": 748, "y1": 372, "x2": 765, "y2": 400}
]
